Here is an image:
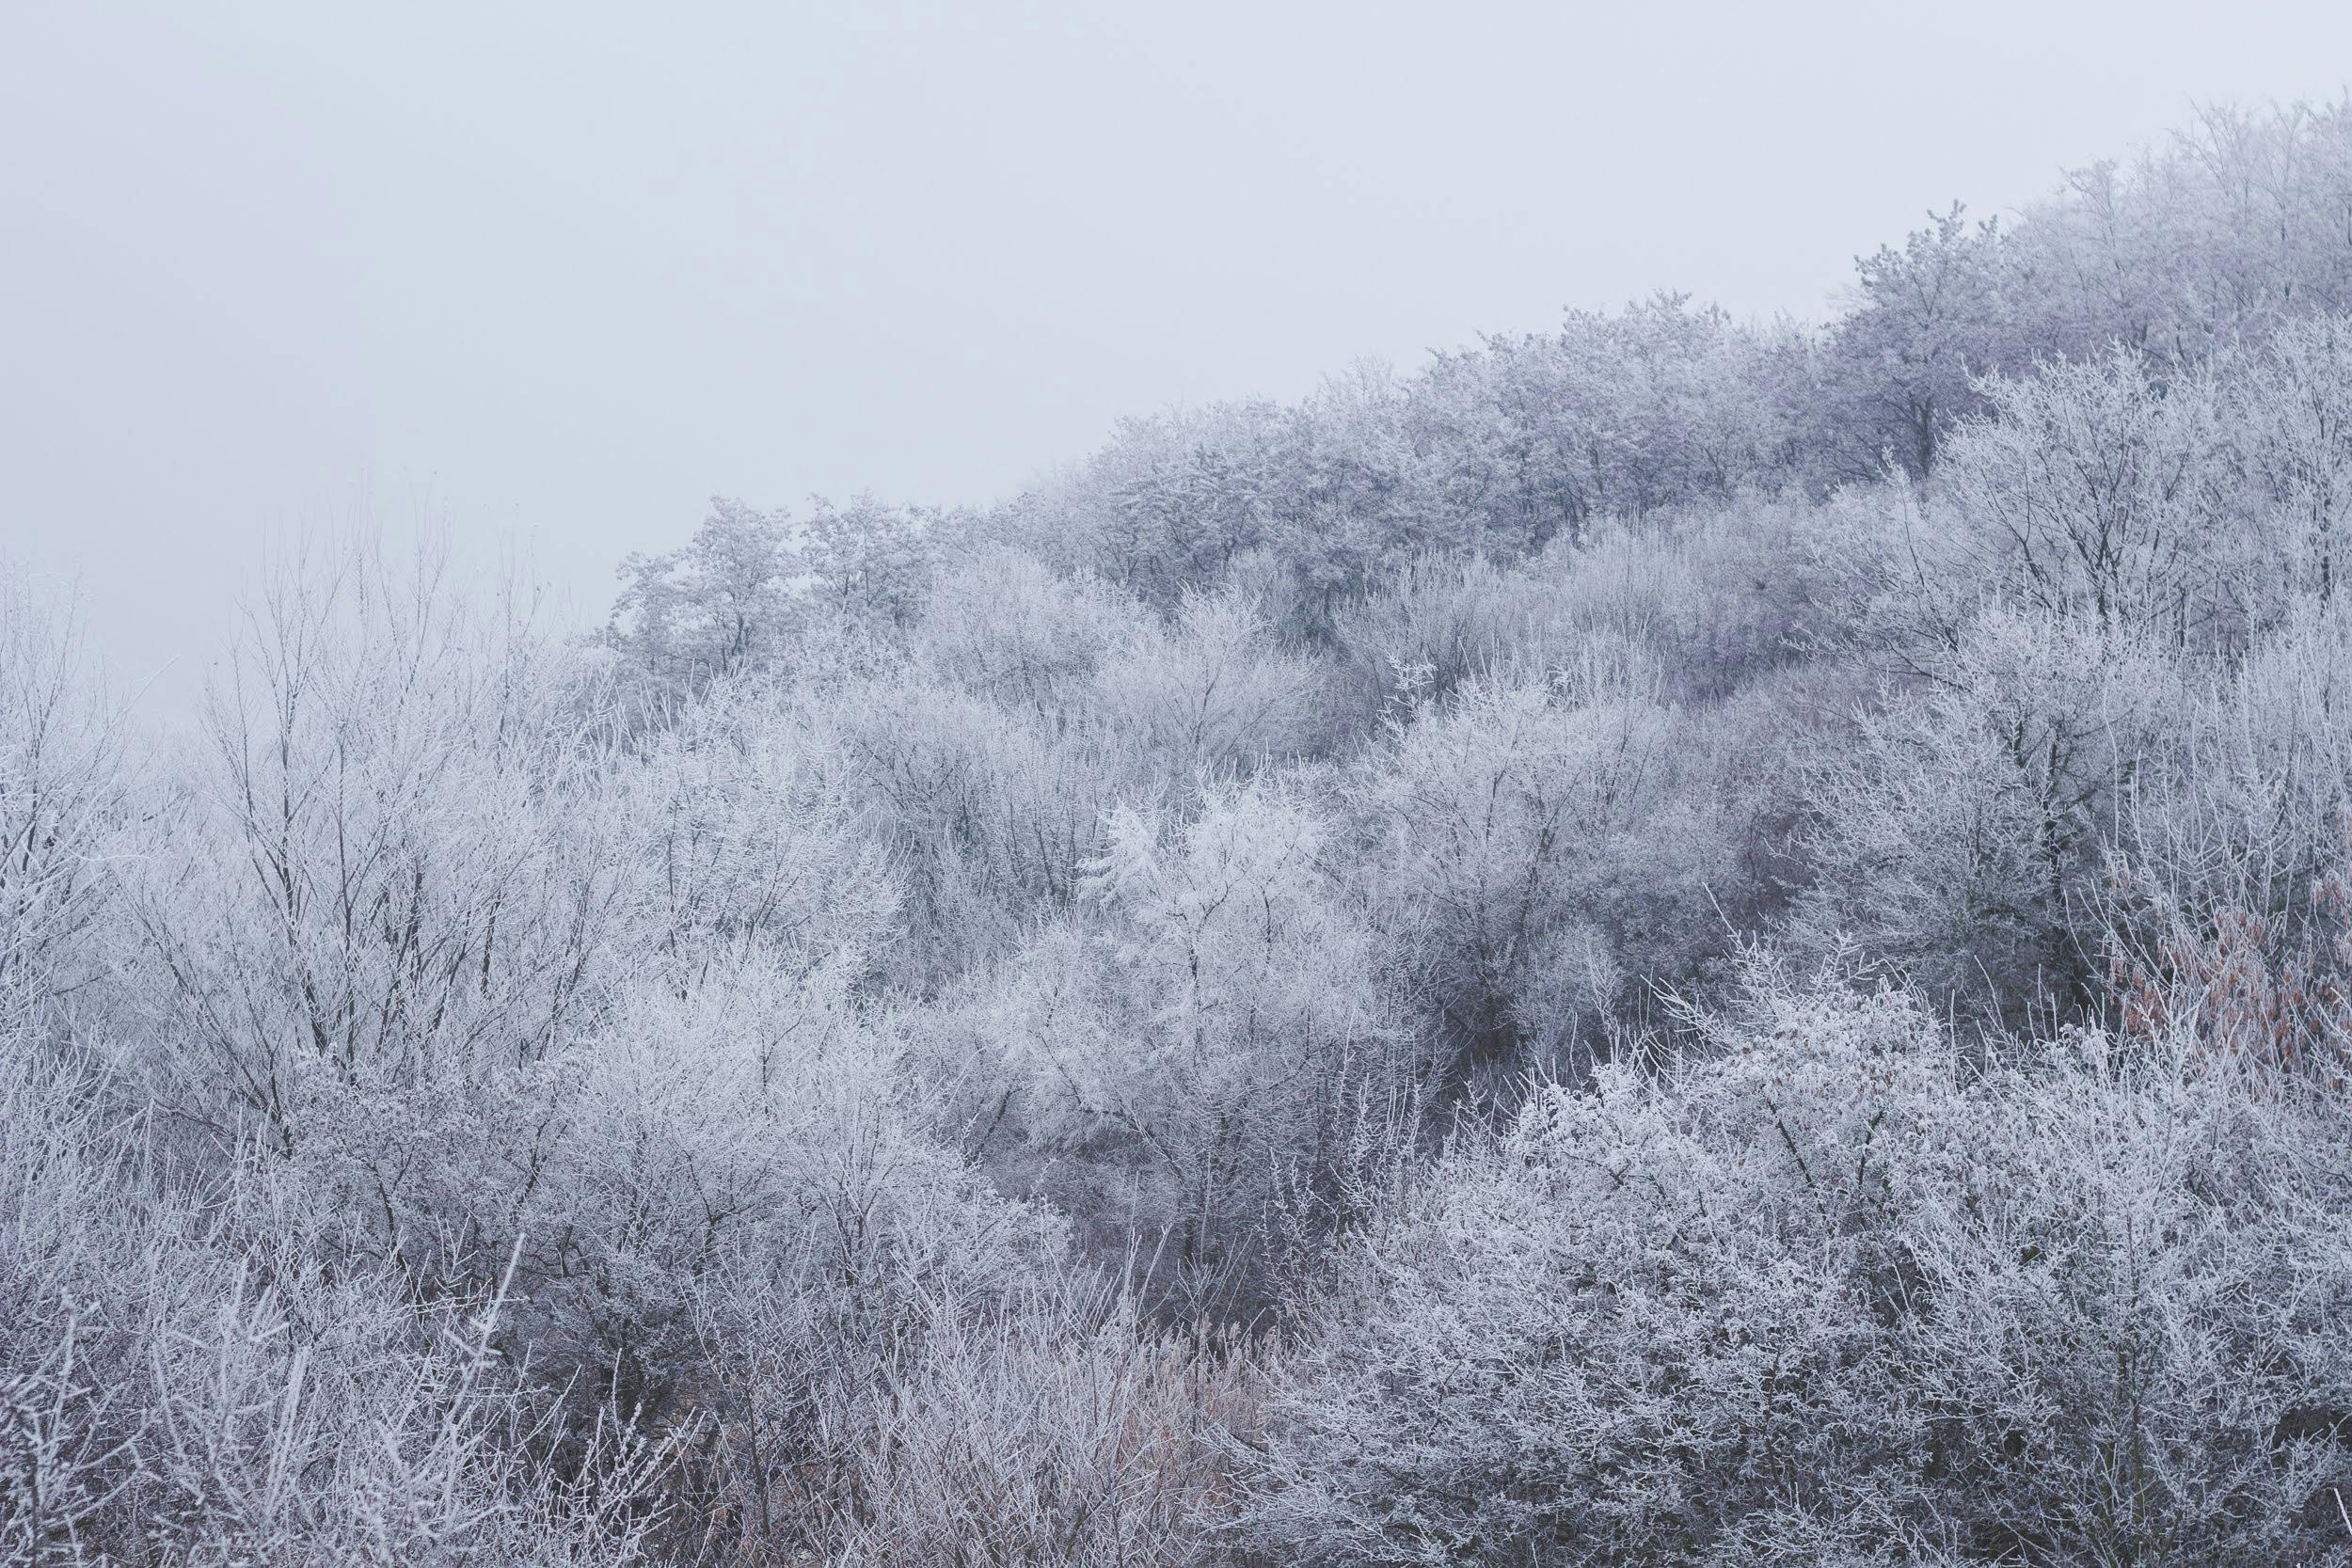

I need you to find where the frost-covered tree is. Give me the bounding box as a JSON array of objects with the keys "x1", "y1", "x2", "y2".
[
  {"x1": 2225, "y1": 311, "x2": 2352, "y2": 606},
  {"x1": 1356, "y1": 656, "x2": 1733, "y2": 1091},
  {"x1": 1822, "y1": 203, "x2": 2021, "y2": 480},
  {"x1": 930, "y1": 781, "x2": 1406, "y2": 1313},
  {"x1": 0, "y1": 573, "x2": 134, "y2": 1006},
  {"x1": 1798, "y1": 609, "x2": 2184, "y2": 1027},
  {"x1": 1935, "y1": 351, "x2": 2238, "y2": 643},
  {"x1": 608, "y1": 497, "x2": 803, "y2": 690},
  {"x1": 1089, "y1": 589, "x2": 1329, "y2": 777},
  {"x1": 125, "y1": 548, "x2": 637, "y2": 1184},
  {"x1": 2014, "y1": 100, "x2": 2352, "y2": 369},
  {"x1": 913, "y1": 547, "x2": 1153, "y2": 712}
]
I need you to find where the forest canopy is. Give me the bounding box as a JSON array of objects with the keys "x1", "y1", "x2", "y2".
[{"x1": 10, "y1": 99, "x2": 2352, "y2": 1567}]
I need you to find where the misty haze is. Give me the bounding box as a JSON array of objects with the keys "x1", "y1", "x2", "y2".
[{"x1": 12, "y1": 5, "x2": 2352, "y2": 1565}]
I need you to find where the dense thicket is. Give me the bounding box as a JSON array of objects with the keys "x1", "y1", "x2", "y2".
[{"x1": 10, "y1": 100, "x2": 2352, "y2": 1566}]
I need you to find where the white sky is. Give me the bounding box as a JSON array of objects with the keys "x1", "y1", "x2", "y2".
[{"x1": 6, "y1": 0, "x2": 2350, "y2": 711}]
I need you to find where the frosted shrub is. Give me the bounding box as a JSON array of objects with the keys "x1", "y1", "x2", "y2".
[
  {"x1": 1327, "y1": 553, "x2": 1565, "y2": 722},
  {"x1": 1242, "y1": 976, "x2": 1947, "y2": 1567},
  {"x1": 537, "y1": 960, "x2": 1062, "y2": 1421},
  {"x1": 831, "y1": 1281, "x2": 1261, "y2": 1568},
  {"x1": 2104, "y1": 601, "x2": 2352, "y2": 997},
  {"x1": 1894, "y1": 1039, "x2": 2352, "y2": 1564},
  {"x1": 1536, "y1": 499, "x2": 1828, "y2": 703},
  {"x1": 1243, "y1": 970, "x2": 2352, "y2": 1567},
  {"x1": 0, "y1": 1037, "x2": 666, "y2": 1568}
]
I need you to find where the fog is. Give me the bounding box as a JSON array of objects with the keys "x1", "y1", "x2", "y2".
[
  {"x1": 6, "y1": 0, "x2": 2348, "y2": 708},
  {"x1": 22, "y1": 13, "x2": 2352, "y2": 1562}
]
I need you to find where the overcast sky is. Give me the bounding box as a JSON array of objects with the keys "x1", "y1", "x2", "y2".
[{"x1": 7, "y1": 0, "x2": 2350, "y2": 711}]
